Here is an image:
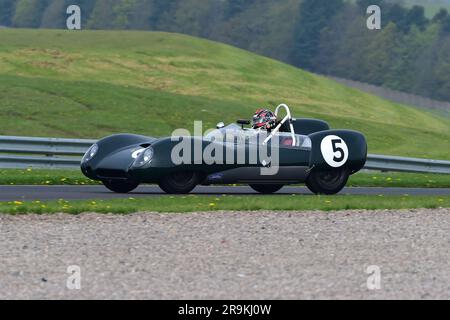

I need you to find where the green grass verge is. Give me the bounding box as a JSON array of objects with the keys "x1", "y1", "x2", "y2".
[
  {"x1": 347, "y1": 171, "x2": 450, "y2": 188},
  {"x1": 0, "y1": 169, "x2": 98, "y2": 185},
  {"x1": 1, "y1": 169, "x2": 449, "y2": 188},
  {"x1": 1, "y1": 195, "x2": 448, "y2": 214},
  {"x1": 0, "y1": 29, "x2": 449, "y2": 159}
]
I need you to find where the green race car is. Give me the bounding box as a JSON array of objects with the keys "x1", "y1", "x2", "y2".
[{"x1": 81, "y1": 104, "x2": 367, "y2": 194}]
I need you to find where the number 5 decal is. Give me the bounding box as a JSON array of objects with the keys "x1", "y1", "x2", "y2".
[{"x1": 320, "y1": 135, "x2": 349, "y2": 168}]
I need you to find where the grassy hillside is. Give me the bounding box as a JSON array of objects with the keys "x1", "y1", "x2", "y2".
[{"x1": 0, "y1": 29, "x2": 449, "y2": 159}]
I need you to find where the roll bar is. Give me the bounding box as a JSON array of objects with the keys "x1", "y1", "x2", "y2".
[{"x1": 263, "y1": 104, "x2": 296, "y2": 146}]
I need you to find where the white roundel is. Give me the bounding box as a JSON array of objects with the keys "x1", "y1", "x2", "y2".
[
  {"x1": 131, "y1": 148, "x2": 146, "y2": 159},
  {"x1": 320, "y1": 135, "x2": 349, "y2": 168}
]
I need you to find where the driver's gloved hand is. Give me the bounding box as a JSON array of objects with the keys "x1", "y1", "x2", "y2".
[{"x1": 265, "y1": 119, "x2": 278, "y2": 130}]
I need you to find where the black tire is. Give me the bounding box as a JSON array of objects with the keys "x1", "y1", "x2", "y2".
[
  {"x1": 158, "y1": 171, "x2": 199, "y2": 194},
  {"x1": 306, "y1": 169, "x2": 349, "y2": 195},
  {"x1": 102, "y1": 179, "x2": 139, "y2": 193},
  {"x1": 249, "y1": 184, "x2": 284, "y2": 194}
]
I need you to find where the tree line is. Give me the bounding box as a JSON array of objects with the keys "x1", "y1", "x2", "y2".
[{"x1": 1, "y1": 0, "x2": 450, "y2": 102}]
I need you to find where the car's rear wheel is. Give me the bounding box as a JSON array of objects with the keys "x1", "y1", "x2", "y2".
[
  {"x1": 102, "y1": 179, "x2": 139, "y2": 193},
  {"x1": 249, "y1": 184, "x2": 284, "y2": 194},
  {"x1": 306, "y1": 169, "x2": 349, "y2": 195},
  {"x1": 158, "y1": 171, "x2": 200, "y2": 194}
]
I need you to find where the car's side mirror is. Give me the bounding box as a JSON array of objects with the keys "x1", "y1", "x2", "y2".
[{"x1": 216, "y1": 122, "x2": 225, "y2": 129}]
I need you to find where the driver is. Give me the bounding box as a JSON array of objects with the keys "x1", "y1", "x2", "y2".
[{"x1": 252, "y1": 109, "x2": 277, "y2": 131}]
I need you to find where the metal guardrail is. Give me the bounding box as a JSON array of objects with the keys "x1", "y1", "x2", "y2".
[
  {"x1": 0, "y1": 135, "x2": 449, "y2": 174},
  {"x1": 0, "y1": 136, "x2": 96, "y2": 169},
  {"x1": 364, "y1": 154, "x2": 450, "y2": 174}
]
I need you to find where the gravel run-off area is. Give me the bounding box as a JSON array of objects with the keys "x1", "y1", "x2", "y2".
[{"x1": 0, "y1": 208, "x2": 449, "y2": 299}]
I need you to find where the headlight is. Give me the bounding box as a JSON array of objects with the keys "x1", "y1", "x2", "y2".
[
  {"x1": 133, "y1": 147, "x2": 154, "y2": 167},
  {"x1": 82, "y1": 144, "x2": 98, "y2": 163}
]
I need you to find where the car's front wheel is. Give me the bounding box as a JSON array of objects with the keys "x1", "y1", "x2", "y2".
[
  {"x1": 158, "y1": 171, "x2": 200, "y2": 194},
  {"x1": 306, "y1": 169, "x2": 349, "y2": 195},
  {"x1": 249, "y1": 184, "x2": 284, "y2": 194},
  {"x1": 102, "y1": 179, "x2": 140, "y2": 193}
]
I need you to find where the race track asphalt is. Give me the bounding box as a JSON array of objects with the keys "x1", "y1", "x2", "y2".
[{"x1": 0, "y1": 185, "x2": 449, "y2": 201}]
